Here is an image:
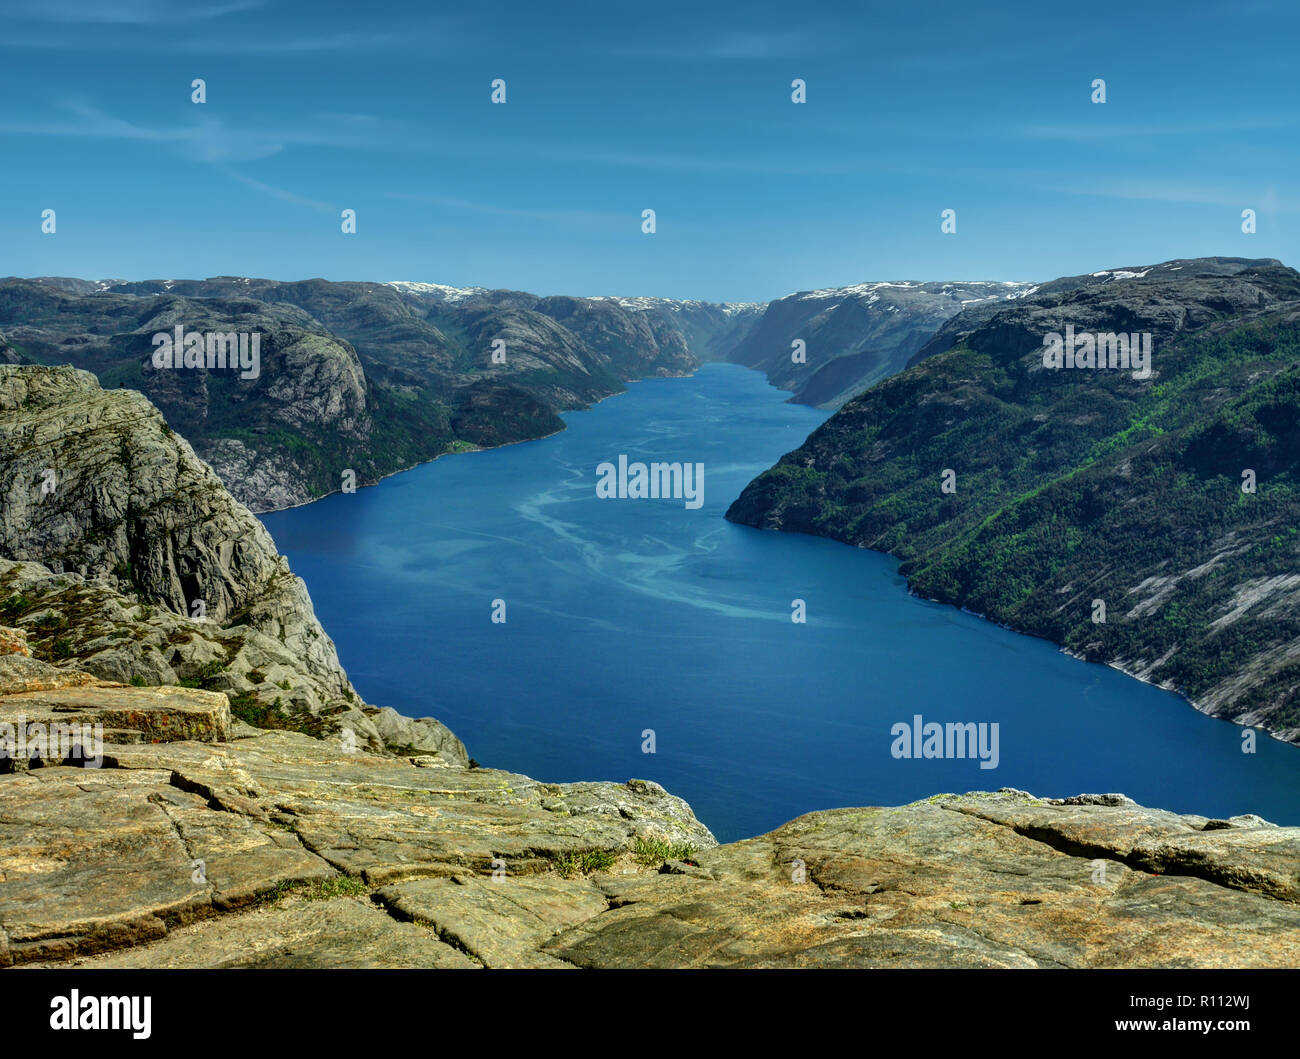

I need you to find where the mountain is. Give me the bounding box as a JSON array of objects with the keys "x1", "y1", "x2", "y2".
[
  {"x1": 905, "y1": 257, "x2": 1285, "y2": 370},
  {"x1": 0, "y1": 271, "x2": 1047, "y2": 511},
  {"x1": 727, "y1": 280, "x2": 1037, "y2": 408},
  {"x1": 0, "y1": 277, "x2": 760, "y2": 512},
  {"x1": 728, "y1": 257, "x2": 1300, "y2": 743}
]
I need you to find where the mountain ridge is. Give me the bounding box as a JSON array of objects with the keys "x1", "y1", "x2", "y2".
[
  {"x1": 0, "y1": 271, "x2": 1035, "y2": 511},
  {"x1": 728, "y1": 255, "x2": 1300, "y2": 744}
]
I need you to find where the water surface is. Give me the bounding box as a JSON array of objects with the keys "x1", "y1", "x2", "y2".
[{"x1": 262, "y1": 364, "x2": 1300, "y2": 841}]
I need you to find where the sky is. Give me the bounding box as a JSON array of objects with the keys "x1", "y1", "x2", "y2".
[{"x1": 0, "y1": 0, "x2": 1295, "y2": 302}]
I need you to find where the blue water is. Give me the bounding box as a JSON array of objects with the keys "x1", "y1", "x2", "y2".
[{"x1": 261, "y1": 363, "x2": 1300, "y2": 841}]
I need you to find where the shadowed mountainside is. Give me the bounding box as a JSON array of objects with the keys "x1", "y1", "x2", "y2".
[
  {"x1": 729, "y1": 257, "x2": 1300, "y2": 742},
  {"x1": 0, "y1": 277, "x2": 761, "y2": 511}
]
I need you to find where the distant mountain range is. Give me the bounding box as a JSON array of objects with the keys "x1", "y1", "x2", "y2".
[
  {"x1": 728, "y1": 256, "x2": 1300, "y2": 743},
  {"x1": 0, "y1": 277, "x2": 760, "y2": 510},
  {"x1": 727, "y1": 279, "x2": 1037, "y2": 407},
  {"x1": 0, "y1": 273, "x2": 1035, "y2": 510}
]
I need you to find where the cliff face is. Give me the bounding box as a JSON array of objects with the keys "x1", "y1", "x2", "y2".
[
  {"x1": 0, "y1": 365, "x2": 343, "y2": 688},
  {"x1": 727, "y1": 280, "x2": 1037, "y2": 407},
  {"x1": 728, "y1": 258, "x2": 1300, "y2": 742},
  {"x1": 0, "y1": 365, "x2": 456, "y2": 757}
]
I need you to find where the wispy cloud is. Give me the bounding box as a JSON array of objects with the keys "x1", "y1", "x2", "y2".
[
  {"x1": 0, "y1": 100, "x2": 405, "y2": 161},
  {"x1": 1039, "y1": 179, "x2": 1287, "y2": 213},
  {"x1": 615, "y1": 27, "x2": 838, "y2": 60},
  {"x1": 0, "y1": 12, "x2": 462, "y2": 53},
  {"x1": 6, "y1": 0, "x2": 263, "y2": 23},
  {"x1": 175, "y1": 29, "x2": 425, "y2": 54},
  {"x1": 221, "y1": 167, "x2": 336, "y2": 213},
  {"x1": 0, "y1": 98, "x2": 937, "y2": 179},
  {"x1": 0, "y1": 99, "x2": 347, "y2": 210}
]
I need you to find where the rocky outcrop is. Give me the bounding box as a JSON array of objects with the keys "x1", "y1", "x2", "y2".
[
  {"x1": 0, "y1": 657, "x2": 715, "y2": 968},
  {"x1": 0, "y1": 654, "x2": 230, "y2": 749},
  {"x1": 0, "y1": 365, "x2": 345, "y2": 691},
  {"x1": 545, "y1": 791, "x2": 1300, "y2": 968},
  {"x1": 2, "y1": 661, "x2": 1293, "y2": 968},
  {"x1": 0, "y1": 366, "x2": 459, "y2": 757}
]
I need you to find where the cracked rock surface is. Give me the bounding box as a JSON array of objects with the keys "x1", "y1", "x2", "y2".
[
  {"x1": 0, "y1": 657, "x2": 716, "y2": 968},
  {"x1": 3, "y1": 656, "x2": 1295, "y2": 968}
]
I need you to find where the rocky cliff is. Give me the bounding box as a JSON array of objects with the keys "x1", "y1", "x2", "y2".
[
  {"x1": 0, "y1": 365, "x2": 457, "y2": 756},
  {"x1": 727, "y1": 279, "x2": 1037, "y2": 407}
]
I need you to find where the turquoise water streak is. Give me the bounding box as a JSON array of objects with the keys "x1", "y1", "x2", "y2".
[{"x1": 261, "y1": 364, "x2": 1300, "y2": 842}]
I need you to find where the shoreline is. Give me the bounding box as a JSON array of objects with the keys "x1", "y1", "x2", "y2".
[
  {"x1": 247, "y1": 362, "x2": 1299, "y2": 841},
  {"x1": 721, "y1": 512, "x2": 1300, "y2": 752},
  {"x1": 897, "y1": 553, "x2": 1300, "y2": 750},
  {"x1": 245, "y1": 365, "x2": 730, "y2": 516}
]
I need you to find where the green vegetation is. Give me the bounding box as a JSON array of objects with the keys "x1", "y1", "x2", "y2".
[
  {"x1": 32, "y1": 611, "x2": 67, "y2": 633},
  {"x1": 178, "y1": 659, "x2": 226, "y2": 690},
  {"x1": 632, "y1": 836, "x2": 697, "y2": 867},
  {"x1": 250, "y1": 876, "x2": 368, "y2": 907},
  {"x1": 729, "y1": 266, "x2": 1300, "y2": 733},
  {"x1": 226, "y1": 691, "x2": 328, "y2": 737},
  {"x1": 302, "y1": 876, "x2": 369, "y2": 900},
  {"x1": 0, "y1": 593, "x2": 34, "y2": 622},
  {"x1": 554, "y1": 849, "x2": 617, "y2": 877}
]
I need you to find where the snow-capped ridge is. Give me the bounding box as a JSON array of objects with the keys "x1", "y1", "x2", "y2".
[{"x1": 385, "y1": 281, "x2": 489, "y2": 303}]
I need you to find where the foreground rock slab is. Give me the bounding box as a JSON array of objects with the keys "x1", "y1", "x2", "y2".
[
  {"x1": 375, "y1": 874, "x2": 609, "y2": 969},
  {"x1": 0, "y1": 661, "x2": 715, "y2": 967},
  {"x1": 545, "y1": 794, "x2": 1300, "y2": 968},
  {"x1": 0, "y1": 656, "x2": 230, "y2": 753},
  {"x1": 43, "y1": 894, "x2": 479, "y2": 969},
  {"x1": 2, "y1": 662, "x2": 1297, "y2": 968}
]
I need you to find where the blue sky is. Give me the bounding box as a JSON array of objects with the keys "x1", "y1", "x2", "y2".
[{"x1": 0, "y1": 0, "x2": 1295, "y2": 301}]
